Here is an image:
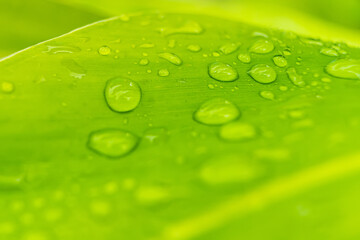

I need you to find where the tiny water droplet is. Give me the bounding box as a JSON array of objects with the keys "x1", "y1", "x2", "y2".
[
  {"x1": 325, "y1": 59, "x2": 360, "y2": 80},
  {"x1": 88, "y1": 129, "x2": 138, "y2": 158},
  {"x1": 259, "y1": 90, "x2": 275, "y2": 100},
  {"x1": 208, "y1": 83, "x2": 215, "y2": 89},
  {"x1": 135, "y1": 186, "x2": 169, "y2": 205},
  {"x1": 237, "y1": 53, "x2": 251, "y2": 63},
  {"x1": 272, "y1": 55, "x2": 287, "y2": 67},
  {"x1": 208, "y1": 62, "x2": 238, "y2": 82},
  {"x1": 158, "y1": 69, "x2": 170, "y2": 77},
  {"x1": 200, "y1": 155, "x2": 262, "y2": 184},
  {"x1": 0, "y1": 174, "x2": 24, "y2": 190},
  {"x1": 139, "y1": 43, "x2": 155, "y2": 48},
  {"x1": 219, "y1": 122, "x2": 257, "y2": 141},
  {"x1": 321, "y1": 77, "x2": 331, "y2": 83},
  {"x1": 194, "y1": 98, "x2": 240, "y2": 125},
  {"x1": 320, "y1": 48, "x2": 338, "y2": 57},
  {"x1": 187, "y1": 44, "x2": 201, "y2": 52},
  {"x1": 98, "y1": 46, "x2": 111, "y2": 56},
  {"x1": 279, "y1": 85, "x2": 288, "y2": 91},
  {"x1": 143, "y1": 127, "x2": 168, "y2": 144},
  {"x1": 119, "y1": 14, "x2": 130, "y2": 22},
  {"x1": 219, "y1": 43, "x2": 239, "y2": 55},
  {"x1": 158, "y1": 53, "x2": 182, "y2": 66},
  {"x1": 287, "y1": 67, "x2": 306, "y2": 87},
  {"x1": 249, "y1": 39, "x2": 274, "y2": 54},
  {"x1": 288, "y1": 110, "x2": 305, "y2": 119},
  {"x1": 1, "y1": 81, "x2": 15, "y2": 93},
  {"x1": 248, "y1": 64, "x2": 277, "y2": 84},
  {"x1": 139, "y1": 58, "x2": 149, "y2": 66},
  {"x1": 104, "y1": 77, "x2": 141, "y2": 112}
]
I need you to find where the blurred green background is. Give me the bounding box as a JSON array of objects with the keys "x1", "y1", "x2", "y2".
[{"x1": 1, "y1": 0, "x2": 360, "y2": 58}]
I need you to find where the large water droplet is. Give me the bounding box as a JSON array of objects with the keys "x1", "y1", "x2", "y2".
[
  {"x1": 194, "y1": 98, "x2": 240, "y2": 125},
  {"x1": 219, "y1": 122, "x2": 257, "y2": 141},
  {"x1": 200, "y1": 155, "x2": 262, "y2": 184},
  {"x1": 208, "y1": 62, "x2": 238, "y2": 82},
  {"x1": 272, "y1": 55, "x2": 287, "y2": 67},
  {"x1": 104, "y1": 77, "x2": 141, "y2": 112},
  {"x1": 219, "y1": 43, "x2": 239, "y2": 55},
  {"x1": 325, "y1": 59, "x2": 360, "y2": 80},
  {"x1": 248, "y1": 64, "x2": 276, "y2": 84},
  {"x1": 158, "y1": 53, "x2": 182, "y2": 66},
  {"x1": 286, "y1": 67, "x2": 306, "y2": 87},
  {"x1": 88, "y1": 129, "x2": 138, "y2": 158},
  {"x1": 249, "y1": 39, "x2": 274, "y2": 54}
]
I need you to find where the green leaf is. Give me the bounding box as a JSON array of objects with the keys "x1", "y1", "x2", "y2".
[
  {"x1": 0, "y1": 0, "x2": 104, "y2": 58},
  {"x1": 1, "y1": 13, "x2": 360, "y2": 240}
]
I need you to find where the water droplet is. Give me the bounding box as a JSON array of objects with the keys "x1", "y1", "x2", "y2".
[
  {"x1": 143, "y1": 127, "x2": 168, "y2": 144},
  {"x1": 194, "y1": 98, "x2": 240, "y2": 125},
  {"x1": 259, "y1": 90, "x2": 275, "y2": 100},
  {"x1": 272, "y1": 55, "x2": 287, "y2": 67},
  {"x1": 237, "y1": 53, "x2": 251, "y2": 63},
  {"x1": 158, "y1": 69, "x2": 170, "y2": 77},
  {"x1": 1, "y1": 81, "x2": 15, "y2": 93},
  {"x1": 283, "y1": 49, "x2": 291, "y2": 56},
  {"x1": 254, "y1": 148, "x2": 290, "y2": 162},
  {"x1": 139, "y1": 58, "x2": 149, "y2": 66},
  {"x1": 279, "y1": 85, "x2": 288, "y2": 91},
  {"x1": 139, "y1": 43, "x2": 155, "y2": 48},
  {"x1": 207, "y1": 83, "x2": 215, "y2": 89},
  {"x1": 208, "y1": 62, "x2": 238, "y2": 82},
  {"x1": 248, "y1": 64, "x2": 277, "y2": 84},
  {"x1": 160, "y1": 21, "x2": 203, "y2": 36},
  {"x1": 119, "y1": 14, "x2": 130, "y2": 22},
  {"x1": 320, "y1": 48, "x2": 338, "y2": 57},
  {"x1": 61, "y1": 59, "x2": 86, "y2": 79},
  {"x1": 301, "y1": 37, "x2": 324, "y2": 46},
  {"x1": 200, "y1": 155, "x2": 262, "y2": 184},
  {"x1": 158, "y1": 53, "x2": 182, "y2": 66},
  {"x1": 104, "y1": 77, "x2": 141, "y2": 112},
  {"x1": 325, "y1": 59, "x2": 360, "y2": 80},
  {"x1": 219, "y1": 43, "x2": 239, "y2": 55},
  {"x1": 287, "y1": 67, "x2": 306, "y2": 87},
  {"x1": 135, "y1": 186, "x2": 169, "y2": 205},
  {"x1": 0, "y1": 174, "x2": 24, "y2": 190},
  {"x1": 321, "y1": 77, "x2": 331, "y2": 83},
  {"x1": 187, "y1": 44, "x2": 201, "y2": 52},
  {"x1": 219, "y1": 122, "x2": 257, "y2": 141},
  {"x1": 288, "y1": 109, "x2": 305, "y2": 119},
  {"x1": 44, "y1": 45, "x2": 81, "y2": 54},
  {"x1": 88, "y1": 129, "x2": 138, "y2": 158},
  {"x1": 168, "y1": 39, "x2": 176, "y2": 48},
  {"x1": 90, "y1": 200, "x2": 111, "y2": 216},
  {"x1": 98, "y1": 46, "x2": 111, "y2": 56},
  {"x1": 249, "y1": 39, "x2": 274, "y2": 54}
]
